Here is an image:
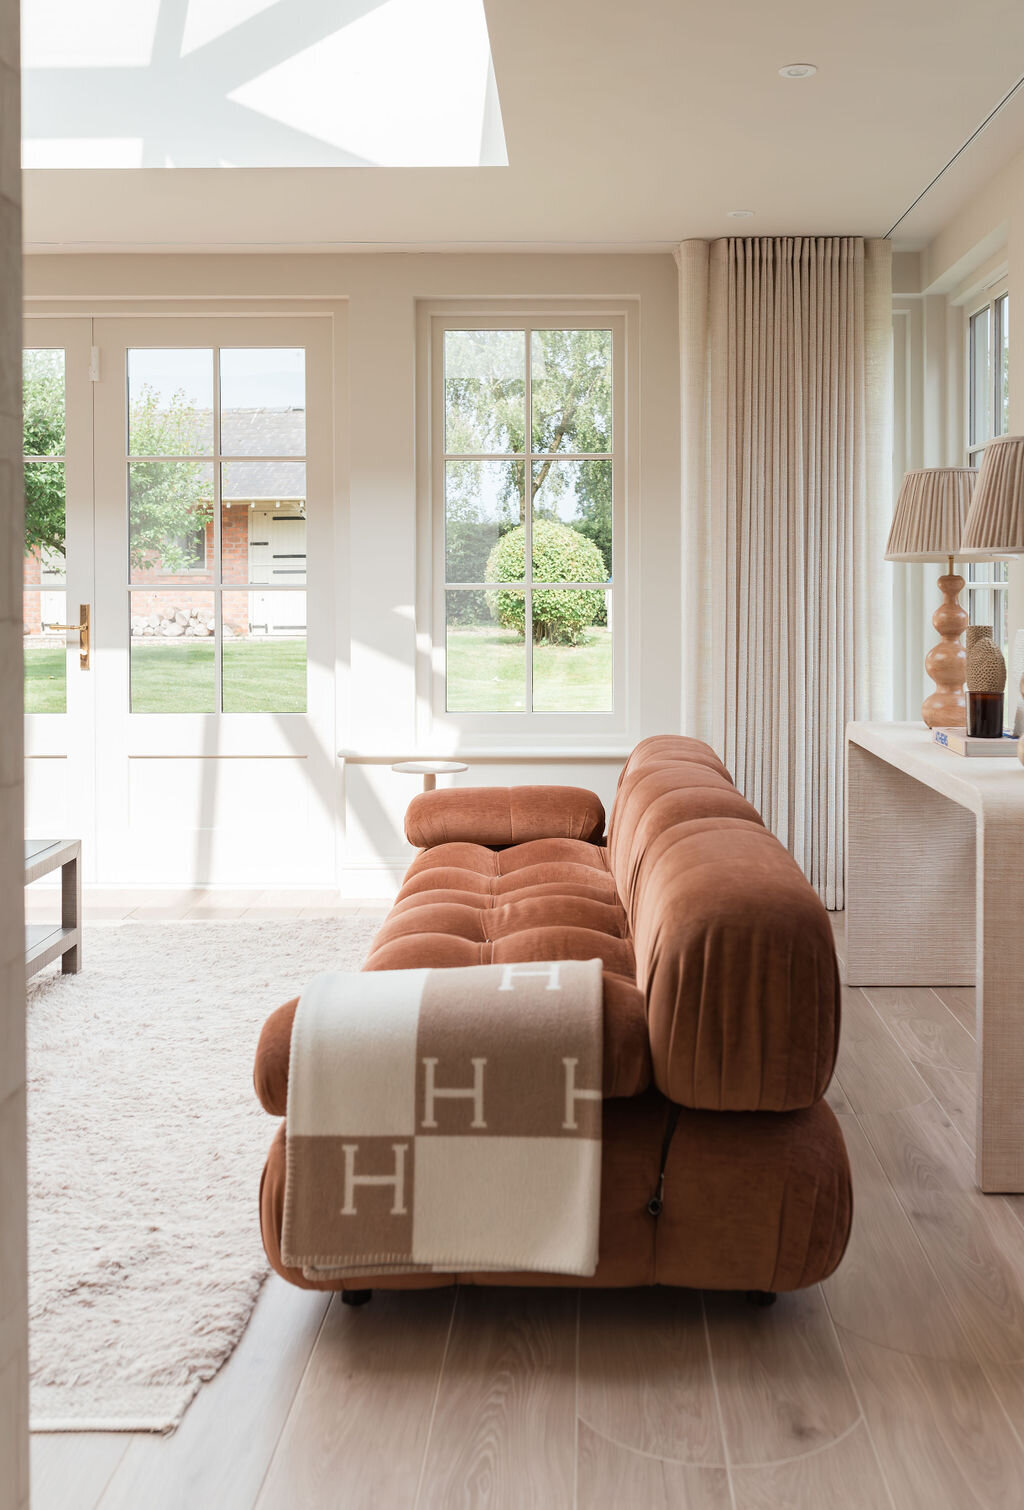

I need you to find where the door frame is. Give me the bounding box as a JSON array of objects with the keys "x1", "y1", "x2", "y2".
[
  {"x1": 22, "y1": 315, "x2": 97, "y2": 875},
  {"x1": 23, "y1": 296, "x2": 350, "y2": 886},
  {"x1": 90, "y1": 312, "x2": 337, "y2": 883}
]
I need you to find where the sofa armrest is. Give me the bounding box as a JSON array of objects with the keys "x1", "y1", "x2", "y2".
[
  {"x1": 633, "y1": 821, "x2": 840, "y2": 1112},
  {"x1": 254, "y1": 970, "x2": 649, "y2": 1115},
  {"x1": 404, "y1": 784, "x2": 605, "y2": 849}
]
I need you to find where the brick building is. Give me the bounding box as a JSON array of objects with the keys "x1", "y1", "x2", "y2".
[{"x1": 26, "y1": 409, "x2": 307, "y2": 644}]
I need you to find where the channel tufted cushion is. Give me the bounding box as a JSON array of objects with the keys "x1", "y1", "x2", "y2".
[
  {"x1": 354, "y1": 835, "x2": 650, "y2": 1098},
  {"x1": 405, "y1": 784, "x2": 605, "y2": 849},
  {"x1": 609, "y1": 737, "x2": 840, "y2": 1111},
  {"x1": 253, "y1": 836, "x2": 651, "y2": 1111}
]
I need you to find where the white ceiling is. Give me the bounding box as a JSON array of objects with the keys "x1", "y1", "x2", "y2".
[{"x1": 21, "y1": 0, "x2": 1024, "y2": 252}]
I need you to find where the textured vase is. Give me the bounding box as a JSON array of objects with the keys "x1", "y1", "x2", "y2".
[{"x1": 966, "y1": 626, "x2": 1007, "y2": 694}]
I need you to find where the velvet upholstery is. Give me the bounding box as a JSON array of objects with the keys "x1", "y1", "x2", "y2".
[
  {"x1": 260, "y1": 1095, "x2": 850, "y2": 1293},
  {"x1": 609, "y1": 737, "x2": 841, "y2": 1111},
  {"x1": 254, "y1": 734, "x2": 852, "y2": 1296},
  {"x1": 255, "y1": 970, "x2": 651, "y2": 1110},
  {"x1": 405, "y1": 784, "x2": 605, "y2": 849}
]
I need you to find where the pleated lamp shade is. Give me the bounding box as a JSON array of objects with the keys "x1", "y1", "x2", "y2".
[
  {"x1": 884, "y1": 468, "x2": 978, "y2": 562},
  {"x1": 961, "y1": 434, "x2": 1024, "y2": 556}
]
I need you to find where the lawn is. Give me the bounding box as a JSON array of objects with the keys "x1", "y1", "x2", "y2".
[
  {"x1": 24, "y1": 640, "x2": 307, "y2": 714},
  {"x1": 222, "y1": 641, "x2": 306, "y2": 714},
  {"x1": 24, "y1": 647, "x2": 65, "y2": 713},
  {"x1": 26, "y1": 629, "x2": 610, "y2": 715},
  {"x1": 446, "y1": 626, "x2": 612, "y2": 712}
]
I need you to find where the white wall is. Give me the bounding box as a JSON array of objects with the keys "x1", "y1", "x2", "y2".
[
  {"x1": 24, "y1": 253, "x2": 681, "y2": 892},
  {"x1": 0, "y1": 0, "x2": 28, "y2": 1501}
]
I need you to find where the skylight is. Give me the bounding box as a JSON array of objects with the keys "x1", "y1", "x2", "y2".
[{"x1": 22, "y1": 0, "x2": 508, "y2": 169}]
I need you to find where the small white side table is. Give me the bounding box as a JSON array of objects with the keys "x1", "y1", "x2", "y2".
[
  {"x1": 391, "y1": 760, "x2": 468, "y2": 793},
  {"x1": 846, "y1": 721, "x2": 1024, "y2": 1192}
]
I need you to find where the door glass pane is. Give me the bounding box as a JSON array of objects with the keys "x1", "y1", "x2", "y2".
[
  {"x1": 222, "y1": 462, "x2": 306, "y2": 585},
  {"x1": 129, "y1": 461, "x2": 214, "y2": 584},
  {"x1": 446, "y1": 589, "x2": 525, "y2": 711},
  {"x1": 531, "y1": 459, "x2": 611, "y2": 581},
  {"x1": 24, "y1": 590, "x2": 66, "y2": 713},
  {"x1": 444, "y1": 330, "x2": 525, "y2": 455},
  {"x1": 24, "y1": 348, "x2": 65, "y2": 456},
  {"x1": 24, "y1": 461, "x2": 66, "y2": 587},
  {"x1": 222, "y1": 590, "x2": 307, "y2": 713},
  {"x1": 220, "y1": 349, "x2": 306, "y2": 456},
  {"x1": 445, "y1": 459, "x2": 523, "y2": 583},
  {"x1": 24, "y1": 351, "x2": 67, "y2": 715},
  {"x1": 128, "y1": 349, "x2": 214, "y2": 456},
  {"x1": 970, "y1": 309, "x2": 991, "y2": 450},
  {"x1": 532, "y1": 589, "x2": 613, "y2": 712},
  {"x1": 531, "y1": 329, "x2": 612, "y2": 454},
  {"x1": 130, "y1": 590, "x2": 216, "y2": 712}
]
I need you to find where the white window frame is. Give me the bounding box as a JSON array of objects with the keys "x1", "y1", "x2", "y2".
[
  {"x1": 417, "y1": 301, "x2": 636, "y2": 742},
  {"x1": 965, "y1": 285, "x2": 1010, "y2": 652}
]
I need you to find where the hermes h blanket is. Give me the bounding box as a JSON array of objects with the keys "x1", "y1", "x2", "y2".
[{"x1": 282, "y1": 959, "x2": 604, "y2": 1279}]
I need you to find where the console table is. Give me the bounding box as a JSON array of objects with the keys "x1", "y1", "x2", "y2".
[
  {"x1": 25, "y1": 839, "x2": 81, "y2": 979},
  {"x1": 846, "y1": 722, "x2": 1024, "y2": 1192}
]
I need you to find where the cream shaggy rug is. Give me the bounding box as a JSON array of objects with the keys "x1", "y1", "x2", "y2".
[{"x1": 28, "y1": 917, "x2": 381, "y2": 1434}]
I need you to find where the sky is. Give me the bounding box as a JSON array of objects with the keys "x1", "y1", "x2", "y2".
[{"x1": 128, "y1": 346, "x2": 306, "y2": 413}]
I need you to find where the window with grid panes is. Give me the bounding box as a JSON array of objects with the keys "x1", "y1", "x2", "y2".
[
  {"x1": 440, "y1": 326, "x2": 615, "y2": 715},
  {"x1": 125, "y1": 346, "x2": 308, "y2": 714}
]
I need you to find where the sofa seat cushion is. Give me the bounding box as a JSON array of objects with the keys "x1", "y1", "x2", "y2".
[
  {"x1": 250, "y1": 832, "x2": 649, "y2": 1112},
  {"x1": 366, "y1": 838, "x2": 634, "y2": 979},
  {"x1": 254, "y1": 838, "x2": 647, "y2": 1112},
  {"x1": 259, "y1": 1093, "x2": 851, "y2": 1294},
  {"x1": 356, "y1": 836, "x2": 645, "y2": 1095}
]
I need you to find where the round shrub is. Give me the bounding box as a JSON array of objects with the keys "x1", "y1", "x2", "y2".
[{"x1": 486, "y1": 520, "x2": 606, "y2": 645}]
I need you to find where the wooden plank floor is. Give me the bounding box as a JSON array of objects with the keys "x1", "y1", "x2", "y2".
[{"x1": 30, "y1": 904, "x2": 1024, "y2": 1509}]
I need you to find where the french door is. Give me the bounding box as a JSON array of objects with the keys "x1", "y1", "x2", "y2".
[{"x1": 23, "y1": 313, "x2": 337, "y2": 884}]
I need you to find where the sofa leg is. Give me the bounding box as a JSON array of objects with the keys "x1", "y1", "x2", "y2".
[
  {"x1": 746, "y1": 1290, "x2": 777, "y2": 1307},
  {"x1": 341, "y1": 1288, "x2": 374, "y2": 1307}
]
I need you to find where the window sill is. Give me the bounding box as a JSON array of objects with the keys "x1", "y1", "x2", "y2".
[{"x1": 338, "y1": 747, "x2": 632, "y2": 764}]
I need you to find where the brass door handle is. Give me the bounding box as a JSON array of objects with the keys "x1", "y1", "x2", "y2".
[{"x1": 44, "y1": 604, "x2": 90, "y2": 669}]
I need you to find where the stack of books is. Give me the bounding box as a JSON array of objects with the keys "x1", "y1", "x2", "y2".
[{"x1": 932, "y1": 727, "x2": 1019, "y2": 757}]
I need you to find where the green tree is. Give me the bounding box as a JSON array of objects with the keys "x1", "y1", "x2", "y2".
[
  {"x1": 23, "y1": 350, "x2": 66, "y2": 560},
  {"x1": 126, "y1": 389, "x2": 212, "y2": 575},
  {"x1": 486, "y1": 520, "x2": 606, "y2": 645},
  {"x1": 444, "y1": 329, "x2": 613, "y2": 579},
  {"x1": 22, "y1": 354, "x2": 211, "y2": 573}
]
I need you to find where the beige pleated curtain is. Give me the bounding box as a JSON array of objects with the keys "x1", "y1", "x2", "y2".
[{"x1": 678, "y1": 237, "x2": 893, "y2": 908}]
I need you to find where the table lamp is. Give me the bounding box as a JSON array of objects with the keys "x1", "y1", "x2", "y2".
[
  {"x1": 962, "y1": 433, "x2": 1024, "y2": 755},
  {"x1": 885, "y1": 467, "x2": 978, "y2": 728},
  {"x1": 962, "y1": 434, "x2": 1024, "y2": 555}
]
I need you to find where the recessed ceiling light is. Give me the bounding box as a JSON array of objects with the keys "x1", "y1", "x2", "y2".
[
  {"x1": 727, "y1": 209, "x2": 754, "y2": 219},
  {"x1": 779, "y1": 63, "x2": 817, "y2": 79}
]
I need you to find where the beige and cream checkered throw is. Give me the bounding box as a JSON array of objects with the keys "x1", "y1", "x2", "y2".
[{"x1": 282, "y1": 959, "x2": 604, "y2": 1280}]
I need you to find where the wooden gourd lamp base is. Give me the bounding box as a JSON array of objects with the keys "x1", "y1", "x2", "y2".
[
  {"x1": 922, "y1": 554, "x2": 967, "y2": 729},
  {"x1": 884, "y1": 469, "x2": 979, "y2": 733}
]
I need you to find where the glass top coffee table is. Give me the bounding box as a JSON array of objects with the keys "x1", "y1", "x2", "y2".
[{"x1": 25, "y1": 839, "x2": 82, "y2": 978}]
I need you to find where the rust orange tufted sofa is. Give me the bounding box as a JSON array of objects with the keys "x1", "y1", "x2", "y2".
[{"x1": 255, "y1": 736, "x2": 851, "y2": 1296}]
